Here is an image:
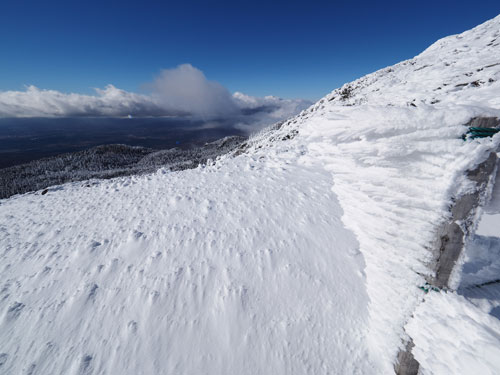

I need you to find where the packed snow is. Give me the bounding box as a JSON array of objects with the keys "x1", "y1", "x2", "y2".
[
  {"x1": 406, "y1": 291, "x2": 500, "y2": 375},
  {"x1": 407, "y1": 161, "x2": 500, "y2": 375},
  {"x1": 1, "y1": 14, "x2": 500, "y2": 375}
]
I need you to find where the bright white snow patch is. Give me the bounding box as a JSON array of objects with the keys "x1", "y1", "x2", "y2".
[{"x1": 406, "y1": 292, "x2": 500, "y2": 375}]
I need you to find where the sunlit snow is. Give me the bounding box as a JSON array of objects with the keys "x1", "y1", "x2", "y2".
[{"x1": 1, "y1": 14, "x2": 500, "y2": 375}]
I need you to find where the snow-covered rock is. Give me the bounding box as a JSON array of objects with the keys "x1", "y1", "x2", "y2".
[{"x1": 1, "y1": 14, "x2": 500, "y2": 375}]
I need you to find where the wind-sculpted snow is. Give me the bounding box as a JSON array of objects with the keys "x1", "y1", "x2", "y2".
[
  {"x1": 406, "y1": 291, "x2": 500, "y2": 374},
  {"x1": 283, "y1": 14, "x2": 500, "y2": 372},
  {"x1": 246, "y1": 13, "x2": 500, "y2": 372},
  {"x1": 405, "y1": 153, "x2": 500, "y2": 375},
  {"x1": 1, "y1": 14, "x2": 500, "y2": 375},
  {"x1": 296, "y1": 106, "x2": 499, "y2": 371},
  {"x1": 0, "y1": 148, "x2": 376, "y2": 374}
]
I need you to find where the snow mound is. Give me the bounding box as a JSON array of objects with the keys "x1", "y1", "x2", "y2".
[{"x1": 407, "y1": 292, "x2": 500, "y2": 375}]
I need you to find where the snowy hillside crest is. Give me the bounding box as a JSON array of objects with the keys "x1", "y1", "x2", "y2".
[{"x1": 1, "y1": 14, "x2": 500, "y2": 375}]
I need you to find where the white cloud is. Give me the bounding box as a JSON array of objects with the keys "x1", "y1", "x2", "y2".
[
  {"x1": 0, "y1": 85, "x2": 163, "y2": 117},
  {"x1": 147, "y1": 64, "x2": 238, "y2": 118},
  {"x1": 0, "y1": 64, "x2": 311, "y2": 132}
]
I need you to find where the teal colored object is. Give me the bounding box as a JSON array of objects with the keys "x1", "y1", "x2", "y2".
[
  {"x1": 463, "y1": 127, "x2": 499, "y2": 140},
  {"x1": 418, "y1": 283, "x2": 442, "y2": 293}
]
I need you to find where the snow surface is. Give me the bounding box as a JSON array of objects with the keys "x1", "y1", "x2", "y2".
[
  {"x1": 407, "y1": 156, "x2": 500, "y2": 375},
  {"x1": 406, "y1": 291, "x2": 500, "y2": 375},
  {"x1": 2, "y1": 14, "x2": 500, "y2": 374},
  {"x1": 294, "y1": 14, "x2": 500, "y2": 372},
  {"x1": 476, "y1": 161, "x2": 500, "y2": 237},
  {"x1": 0, "y1": 156, "x2": 377, "y2": 374}
]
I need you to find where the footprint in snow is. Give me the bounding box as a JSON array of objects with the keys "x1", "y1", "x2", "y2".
[
  {"x1": 87, "y1": 284, "x2": 99, "y2": 302},
  {"x1": 79, "y1": 354, "x2": 93, "y2": 375},
  {"x1": 6, "y1": 302, "x2": 25, "y2": 321},
  {"x1": 131, "y1": 230, "x2": 145, "y2": 240},
  {"x1": 89, "y1": 241, "x2": 102, "y2": 251},
  {"x1": 0, "y1": 353, "x2": 8, "y2": 367},
  {"x1": 127, "y1": 320, "x2": 138, "y2": 333}
]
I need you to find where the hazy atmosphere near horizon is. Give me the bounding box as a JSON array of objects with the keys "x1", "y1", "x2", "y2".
[{"x1": 1, "y1": 2, "x2": 500, "y2": 375}]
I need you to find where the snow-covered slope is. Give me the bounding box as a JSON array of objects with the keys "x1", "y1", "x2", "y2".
[
  {"x1": 280, "y1": 14, "x2": 500, "y2": 372},
  {"x1": 406, "y1": 155, "x2": 500, "y2": 375},
  {"x1": 1, "y1": 15, "x2": 500, "y2": 374}
]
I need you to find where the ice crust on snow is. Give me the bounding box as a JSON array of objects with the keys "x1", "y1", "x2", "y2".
[{"x1": 1, "y1": 14, "x2": 500, "y2": 374}]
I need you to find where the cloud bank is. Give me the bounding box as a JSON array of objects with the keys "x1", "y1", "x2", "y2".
[
  {"x1": 0, "y1": 64, "x2": 311, "y2": 132},
  {"x1": 0, "y1": 85, "x2": 164, "y2": 118}
]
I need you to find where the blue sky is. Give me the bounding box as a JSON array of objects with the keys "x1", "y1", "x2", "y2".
[{"x1": 1, "y1": 1, "x2": 499, "y2": 100}]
